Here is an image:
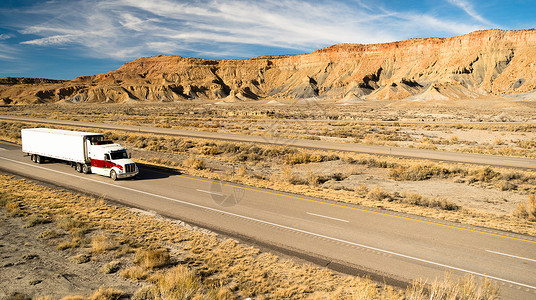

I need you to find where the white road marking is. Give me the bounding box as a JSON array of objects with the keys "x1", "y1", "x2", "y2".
[
  {"x1": 307, "y1": 212, "x2": 349, "y2": 223},
  {"x1": 1, "y1": 155, "x2": 536, "y2": 291},
  {"x1": 487, "y1": 250, "x2": 536, "y2": 263},
  {"x1": 0, "y1": 148, "x2": 6, "y2": 151},
  {"x1": 196, "y1": 189, "x2": 224, "y2": 196}
]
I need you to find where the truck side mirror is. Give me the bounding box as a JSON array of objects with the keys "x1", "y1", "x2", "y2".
[{"x1": 128, "y1": 152, "x2": 131, "y2": 159}]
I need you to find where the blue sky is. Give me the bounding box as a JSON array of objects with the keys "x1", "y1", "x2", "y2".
[{"x1": 0, "y1": 0, "x2": 535, "y2": 80}]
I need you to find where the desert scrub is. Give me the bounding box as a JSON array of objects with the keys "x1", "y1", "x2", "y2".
[
  {"x1": 100, "y1": 261, "x2": 121, "y2": 274},
  {"x1": 513, "y1": 195, "x2": 536, "y2": 221},
  {"x1": 401, "y1": 192, "x2": 459, "y2": 211},
  {"x1": 24, "y1": 214, "x2": 51, "y2": 228},
  {"x1": 152, "y1": 265, "x2": 201, "y2": 299},
  {"x1": 407, "y1": 274, "x2": 499, "y2": 300},
  {"x1": 121, "y1": 266, "x2": 149, "y2": 281},
  {"x1": 56, "y1": 216, "x2": 90, "y2": 235},
  {"x1": 389, "y1": 164, "x2": 454, "y2": 181},
  {"x1": 0, "y1": 174, "x2": 412, "y2": 298},
  {"x1": 91, "y1": 233, "x2": 118, "y2": 253},
  {"x1": 366, "y1": 186, "x2": 392, "y2": 201},
  {"x1": 134, "y1": 248, "x2": 171, "y2": 269},
  {"x1": 70, "y1": 253, "x2": 91, "y2": 264},
  {"x1": 182, "y1": 157, "x2": 206, "y2": 170}
]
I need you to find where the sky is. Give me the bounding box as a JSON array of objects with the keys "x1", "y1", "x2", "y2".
[{"x1": 0, "y1": 0, "x2": 535, "y2": 80}]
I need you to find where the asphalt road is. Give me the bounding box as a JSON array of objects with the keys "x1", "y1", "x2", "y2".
[
  {"x1": 1, "y1": 115, "x2": 536, "y2": 170},
  {"x1": 1, "y1": 141, "x2": 535, "y2": 299}
]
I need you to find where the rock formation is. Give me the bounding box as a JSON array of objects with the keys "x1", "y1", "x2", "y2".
[{"x1": 2, "y1": 29, "x2": 536, "y2": 104}]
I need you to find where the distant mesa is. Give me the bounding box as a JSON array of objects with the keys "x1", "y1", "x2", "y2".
[{"x1": 2, "y1": 29, "x2": 536, "y2": 104}]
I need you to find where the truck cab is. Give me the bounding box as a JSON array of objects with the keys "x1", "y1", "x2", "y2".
[{"x1": 87, "y1": 140, "x2": 138, "y2": 180}]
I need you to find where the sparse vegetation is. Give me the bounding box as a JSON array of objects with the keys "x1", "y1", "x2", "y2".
[
  {"x1": 100, "y1": 261, "x2": 121, "y2": 274},
  {"x1": 120, "y1": 266, "x2": 149, "y2": 281},
  {"x1": 1, "y1": 117, "x2": 536, "y2": 237},
  {"x1": 407, "y1": 274, "x2": 499, "y2": 300},
  {"x1": 0, "y1": 173, "x2": 503, "y2": 299},
  {"x1": 514, "y1": 195, "x2": 536, "y2": 221},
  {"x1": 91, "y1": 233, "x2": 118, "y2": 253},
  {"x1": 134, "y1": 248, "x2": 171, "y2": 269},
  {"x1": 1, "y1": 103, "x2": 535, "y2": 297}
]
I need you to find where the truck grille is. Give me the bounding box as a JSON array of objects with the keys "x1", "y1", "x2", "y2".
[{"x1": 125, "y1": 163, "x2": 136, "y2": 173}]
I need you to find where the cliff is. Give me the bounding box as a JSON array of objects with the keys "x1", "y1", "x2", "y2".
[{"x1": 2, "y1": 29, "x2": 536, "y2": 104}]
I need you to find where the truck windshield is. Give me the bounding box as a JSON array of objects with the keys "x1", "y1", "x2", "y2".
[{"x1": 110, "y1": 150, "x2": 128, "y2": 160}]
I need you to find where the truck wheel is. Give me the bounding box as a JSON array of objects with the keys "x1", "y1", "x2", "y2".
[
  {"x1": 82, "y1": 164, "x2": 90, "y2": 174},
  {"x1": 31, "y1": 154, "x2": 36, "y2": 163},
  {"x1": 36, "y1": 155, "x2": 42, "y2": 164},
  {"x1": 75, "y1": 163, "x2": 82, "y2": 173},
  {"x1": 110, "y1": 170, "x2": 117, "y2": 181}
]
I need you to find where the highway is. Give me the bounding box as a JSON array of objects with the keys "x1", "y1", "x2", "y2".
[
  {"x1": 1, "y1": 141, "x2": 535, "y2": 299},
  {"x1": 1, "y1": 115, "x2": 536, "y2": 170}
]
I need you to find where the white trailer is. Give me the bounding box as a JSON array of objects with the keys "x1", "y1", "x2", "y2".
[{"x1": 21, "y1": 128, "x2": 138, "y2": 180}]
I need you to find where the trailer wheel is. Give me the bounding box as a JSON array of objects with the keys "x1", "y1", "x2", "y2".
[
  {"x1": 31, "y1": 154, "x2": 36, "y2": 163},
  {"x1": 75, "y1": 163, "x2": 82, "y2": 173},
  {"x1": 82, "y1": 164, "x2": 90, "y2": 174},
  {"x1": 36, "y1": 155, "x2": 42, "y2": 164},
  {"x1": 110, "y1": 170, "x2": 117, "y2": 181}
]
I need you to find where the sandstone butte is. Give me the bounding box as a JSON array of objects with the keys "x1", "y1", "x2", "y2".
[{"x1": 1, "y1": 29, "x2": 536, "y2": 105}]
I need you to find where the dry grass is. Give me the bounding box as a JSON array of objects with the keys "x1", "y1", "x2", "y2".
[
  {"x1": 2, "y1": 118, "x2": 536, "y2": 237},
  {"x1": 152, "y1": 265, "x2": 201, "y2": 299},
  {"x1": 100, "y1": 261, "x2": 121, "y2": 274},
  {"x1": 366, "y1": 186, "x2": 392, "y2": 201},
  {"x1": 86, "y1": 287, "x2": 124, "y2": 300},
  {"x1": 514, "y1": 194, "x2": 536, "y2": 221},
  {"x1": 0, "y1": 163, "x2": 503, "y2": 298},
  {"x1": 134, "y1": 248, "x2": 171, "y2": 269},
  {"x1": 120, "y1": 266, "x2": 149, "y2": 281},
  {"x1": 401, "y1": 192, "x2": 460, "y2": 211},
  {"x1": 406, "y1": 274, "x2": 499, "y2": 300},
  {"x1": 3, "y1": 101, "x2": 536, "y2": 159},
  {"x1": 181, "y1": 157, "x2": 206, "y2": 170},
  {"x1": 4, "y1": 117, "x2": 536, "y2": 235},
  {"x1": 70, "y1": 253, "x2": 91, "y2": 264},
  {"x1": 23, "y1": 214, "x2": 51, "y2": 228},
  {"x1": 91, "y1": 233, "x2": 118, "y2": 253}
]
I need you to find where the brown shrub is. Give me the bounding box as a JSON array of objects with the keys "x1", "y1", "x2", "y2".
[
  {"x1": 134, "y1": 248, "x2": 171, "y2": 269},
  {"x1": 401, "y1": 192, "x2": 459, "y2": 211},
  {"x1": 366, "y1": 186, "x2": 392, "y2": 201},
  {"x1": 182, "y1": 157, "x2": 206, "y2": 170},
  {"x1": 87, "y1": 287, "x2": 124, "y2": 300},
  {"x1": 100, "y1": 261, "x2": 121, "y2": 274},
  {"x1": 91, "y1": 233, "x2": 118, "y2": 253},
  {"x1": 389, "y1": 164, "x2": 451, "y2": 181},
  {"x1": 153, "y1": 265, "x2": 201, "y2": 299},
  {"x1": 120, "y1": 266, "x2": 148, "y2": 281},
  {"x1": 406, "y1": 274, "x2": 499, "y2": 300},
  {"x1": 513, "y1": 195, "x2": 536, "y2": 221},
  {"x1": 471, "y1": 166, "x2": 501, "y2": 183}
]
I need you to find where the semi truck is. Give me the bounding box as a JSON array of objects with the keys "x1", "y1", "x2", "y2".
[{"x1": 21, "y1": 128, "x2": 138, "y2": 180}]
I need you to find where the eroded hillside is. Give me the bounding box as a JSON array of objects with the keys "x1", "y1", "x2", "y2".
[{"x1": 2, "y1": 29, "x2": 536, "y2": 104}]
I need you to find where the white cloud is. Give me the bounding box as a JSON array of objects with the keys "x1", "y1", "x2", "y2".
[
  {"x1": 21, "y1": 34, "x2": 73, "y2": 46},
  {"x1": 9, "y1": 0, "x2": 493, "y2": 60},
  {"x1": 0, "y1": 43, "x2": 18, "y2": 60},
  {"x1": 446, "y1": 0, "x2": 493, "y2": 25},
  {"x1": 0, "y1": 33, "x2": 12, "y2": 40}
]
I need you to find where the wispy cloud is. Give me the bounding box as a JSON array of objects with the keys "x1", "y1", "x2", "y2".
[
  {"x1": 5, "y1": 0, "x2": 492, "y2": 61},
  {"x1": 21, "y1": 34, "x2": 74, "y2": 46},
  {"x1": 446, "y1": 0, "x2": 493, "y2": 25},
  {"x1": 0, "y1": 42, "x2": 18, "y2": 60},
  {"x1": 0, "y1": 33, "x2": 13, "y2": 40}
]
